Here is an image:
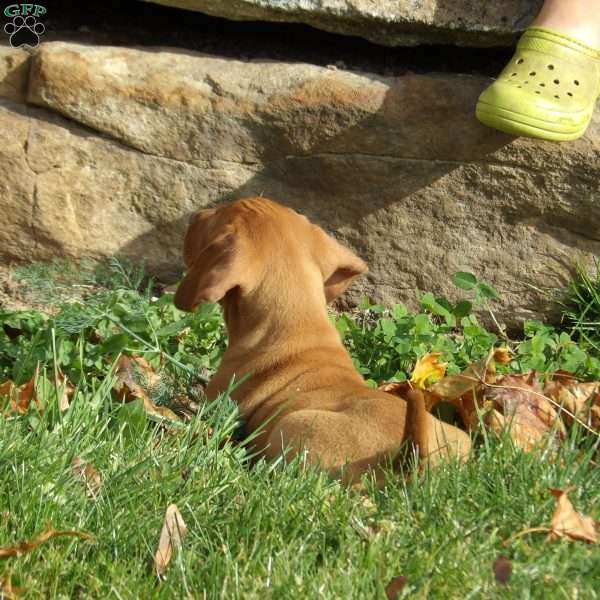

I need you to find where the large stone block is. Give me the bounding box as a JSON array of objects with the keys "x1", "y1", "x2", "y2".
[
  {"x1": 1, "y1": 42, "x2": 598, "y2": 326},
  {"x1": 0, "y1": 47, "x2": 30, "y2": 102},
  {"x1": 141, "y1": 0, "x2": 544, "y2": 47}
]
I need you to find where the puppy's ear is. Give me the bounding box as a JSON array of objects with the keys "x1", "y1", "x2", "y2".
[
  {"x1": 315, "y1": 227, "x2": 368, "y2": 303},
  {"x1": 175, "y1": 207, "x2": 251, "y2": 312}
]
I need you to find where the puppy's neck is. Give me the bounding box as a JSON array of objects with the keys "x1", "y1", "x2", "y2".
[
  {"x1": 221, "y1": 284, "x2": 340, "y2": 355},
  {"x1": 207, "y1": 270, "x2": 362, "y2": 411}
]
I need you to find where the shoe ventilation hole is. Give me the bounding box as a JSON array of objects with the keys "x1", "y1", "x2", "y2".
[
  {"x1": 539, "y1": 83, "x2": 545, "y2": 87},
  {"x1": 535, "y1": 91, "x2": 541, "y2": 94},
  {"x1": 511, "y1": 72, "x2": 517, "y2": 76},
  {"x1": 553, "y1": 79, "x2": 560, "y2": 84},
  {"x1": 517, "y1": 85, "x2": 522, "y2": 88},
  {"x1": 524, "y1": 81, "x2": 529, "y2": 84},
  {"x1": 517, "y1": 58, "x2": 524, "y2": 64},
  {"x1": 567, "y1": 92, "x2": 573, "y2": 96},
  {"x1": 547, "y1": 64, "x2": 554, "y2": 70},
  {"x1": 554, "y1": 94, "x2": 560, "y2": 99},
  {"x1": 529, "y1": 71, "x2": 536, "y2": 76},
  {"x1": 574, "y1": 80, "x2": 580, "y2": 86}
]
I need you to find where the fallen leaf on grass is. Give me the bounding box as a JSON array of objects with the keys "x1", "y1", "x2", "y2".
[
  {"x1": 380, "y1": 347, "x2": 600, "y2": 451},
  {"x1": 385, "y1": 575, "x2": 407, "y2": 599},
  {"x1": 549, "y1": 488, "x2": 598, "y2": 543},
  {"x1": 428, "y1": 348, "x2": 511, "y2": 428},
  {"x1": 169, "y1": 395, "x2": 200, "y2": 422},
  {"x1": 0, "y1": 366, "x2": 41, "y2": 415},
  {"x1": 410, "y1": 353, "x2": 447, "y2": 389},
  {"x1": 430, "y1": 347, "x2": 511, "y2": 398},
  {"x1": 486, "y1": 373, "x2": 565, "y2": 451},
  {"x1": 113, "y1": 356, "x2": 179, "y2": 422},
  {"x1": 0, "y1": 575, "x2": 22, "y2": 599},
  {"x1": 492, "y1": 556, "x2": 512, "y2": 585},
  {"x1": 544, "y1": 373, "x2": 600, "y2": 430},
  {"x1": 507, "y1": 488, "x2": 598, "y2": 545},
  {"x1": 154, "y1": 504, "x2": 188, "y2": 577},
  {"x1": 54, "y1": 369, "x2": 75, "y2": 412},
  {"x1": 71, "y1": 457, "x2": 102, "y2": 499},
  {"x1": 0, "y1": 366, "x2": 76, "y2": 414},
  {"x1": 0, "y1": 528, "x2": 93, "y2": 559}
]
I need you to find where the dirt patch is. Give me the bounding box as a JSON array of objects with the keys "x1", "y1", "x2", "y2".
[{"x1": 0, "y1": 266, "x2": 42, "y2": 313}]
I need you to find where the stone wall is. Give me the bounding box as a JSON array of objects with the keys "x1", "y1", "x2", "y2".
[
  {"x1": 142, "y1": 0, "x2": 544, "y2": 47},
  {"x1": 0, "y1": 0, "x2": 599, "y2": 326}
]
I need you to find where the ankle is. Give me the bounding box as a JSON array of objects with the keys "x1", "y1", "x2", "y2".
[{"x1": 532, "y1": 18, "x2": 600, "y2": 49}]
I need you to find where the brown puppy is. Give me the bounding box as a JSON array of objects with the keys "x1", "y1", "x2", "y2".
[{"x1": 175, "y1": 197, "x2": 469, "y2": 483}]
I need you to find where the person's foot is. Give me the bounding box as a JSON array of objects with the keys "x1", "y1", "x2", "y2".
[
  {"x1": 532, "y1": 0, "x2": 600, "y2": 50},
  {"x1": 475, "y1": 27, "x2": 600, "y2": 141}
]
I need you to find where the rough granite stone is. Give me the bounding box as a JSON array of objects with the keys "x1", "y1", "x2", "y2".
[
  {"x1": 141, "y1": 0, "x2": 544, "y2": 47},
  {"x1": 0, "y1": 42, "x2": 598, "y2": 327},
  {"x1": 0, "y1": 47, "x2": 30, "y2": 102}
]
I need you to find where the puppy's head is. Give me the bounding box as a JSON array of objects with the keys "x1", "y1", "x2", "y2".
[{"x1": 174, "y1": 197, "x2": 367, "y2": 312}]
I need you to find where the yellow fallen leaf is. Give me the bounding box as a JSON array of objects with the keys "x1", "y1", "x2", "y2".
[
  {"x1": 410, "y1": 353, "x2": 447, "y2": 390},
  {"x1": 549, "y1": 488, "x2": 598, "y2": 543},
  {"x1": 0, "y1": 528, "x2": 93, "y2": 559},
  {"x1": 493, "y1": 347, "x2": 512, "y2": 365},
  {"x1": 154, "y1": 504, "x2": 188, "y2": 577}
]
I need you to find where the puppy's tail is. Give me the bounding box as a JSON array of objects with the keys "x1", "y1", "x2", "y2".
[
  {"x1": 405, "y1": 388, "x2": 432, "y2": 460},
  {"x1": 406, "y1": 388, "x2": 471, "y2": 465}
]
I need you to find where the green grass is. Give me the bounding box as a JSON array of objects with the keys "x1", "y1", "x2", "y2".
[
  {"x1": 563, "y1": 258, "x2": 600, "y2": 355},
  {"x1": 1, "y1": 260, "x2": 599, "y2": 599}
]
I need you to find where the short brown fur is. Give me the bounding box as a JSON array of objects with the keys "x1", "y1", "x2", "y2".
[{"x1": 175, "y1": 197, "x2": 469, "y2": 483}]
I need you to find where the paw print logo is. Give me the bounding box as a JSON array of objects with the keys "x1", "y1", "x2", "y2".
[{"x1": 4, "y1": 15, "x2": 45, "y2": 49}]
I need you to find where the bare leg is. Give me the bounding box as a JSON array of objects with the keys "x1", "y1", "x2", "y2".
[{"x1": 532, "y1": 0, "x2": 600, "y2": 48}]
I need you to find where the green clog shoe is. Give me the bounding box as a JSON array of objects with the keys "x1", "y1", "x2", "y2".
[{"x1": 476, "y1": 27, "x2": 600, "y2": 141}]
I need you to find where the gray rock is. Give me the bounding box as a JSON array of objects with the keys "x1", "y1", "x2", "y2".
[{"x1": 141, "y1": 0, "x2": 544, "y2": 47}]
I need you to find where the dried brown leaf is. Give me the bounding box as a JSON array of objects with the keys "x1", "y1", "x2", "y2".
[
  {"x1": 549, "y1": 488, "x2": 598, "y2": 543},
  {"x1": 55, "y1": 369, "x2": 75, "y2": 412},
  {"x1": 0, "y1": 574, "x2": 22, "y2": 599},
  {"x1": 385, "y1": 575, "x2": 407, "y2": 599},
  {"x1": 71, "y1": 457, "x2": 102, "y2": 499},
  {"x1": 113, "y1": 356, "x2": 179, "y2": 422},
  {"x1": 169, "y1": 395, "x2": 200, "y2": 421},
  {"x1": 0, "y1": 366, "x2": 42, "y2": 415},
  {"x1": 485, "y1": 373, "x2": 565, "y2": 450},
  {"x1": 493, "y1": 557, "x2": 512, "y2": 585},
  {"x1": 0, "y1": 380, "x2": 13, "y2": 397},
  {"x1": 544, "y1": 374, "x2": 600, "y2": 430},
  {"x1": 0, "y1": 528, "x2": 93, "y2": 559},
  {"x1": 154, "y1": 504, "x2": 188, "y2": 577},
  {"x1": 427, "y1": 349, "x2": 504, "y2": 429}
]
